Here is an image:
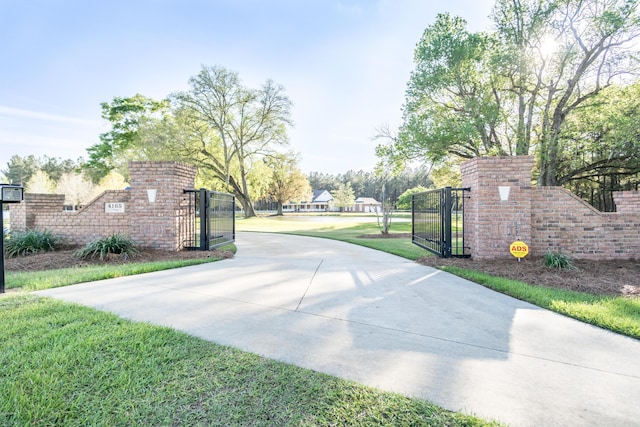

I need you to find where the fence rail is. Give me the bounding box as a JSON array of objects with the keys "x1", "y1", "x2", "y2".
[{"x1": 412, "y1": 187, "x2": 470, "y2": 258}]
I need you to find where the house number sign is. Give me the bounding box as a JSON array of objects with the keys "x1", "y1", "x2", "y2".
[{"x1": 105, "y1": 202, "x2": 125, "y2": 213}]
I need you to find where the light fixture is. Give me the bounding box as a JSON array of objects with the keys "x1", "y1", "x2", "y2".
[
  {"x1": 498, "y1": 186, "x2": 511, "y2": 201},
  {"x1": 147, "y1": 189, "x2": 157, "y2": 203}
]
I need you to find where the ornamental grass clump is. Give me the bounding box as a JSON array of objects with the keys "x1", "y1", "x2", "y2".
[
  {"x1": 543, "y1": 250, "x2": 576, "y2": 270},
  {"x1": 4, "y1": 229, "x2": 59, "y2": 257},
  {"x1": 76, "y1": 234, "x2": 139, "y2": 261}
]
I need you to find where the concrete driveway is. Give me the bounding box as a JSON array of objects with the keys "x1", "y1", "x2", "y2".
[{"x1": 36, "y1": 232, "x2": 640, "y2": 426}]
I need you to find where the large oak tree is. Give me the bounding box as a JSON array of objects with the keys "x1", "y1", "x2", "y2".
[{"x1": 381, "y1": 0, "x2": 640, "y2": 188}]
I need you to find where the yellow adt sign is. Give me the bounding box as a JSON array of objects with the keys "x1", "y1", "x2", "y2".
[{"x1": 510, "y1": 241, "x2": 529, "y2": 258}]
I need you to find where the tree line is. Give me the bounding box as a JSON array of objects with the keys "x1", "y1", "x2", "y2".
[
  {"x1": 0, "y1": 153, "x2": 438, "y2": 212},
  {"x1": 0, "y1": 155, "x2": 128, "y2": 209}
]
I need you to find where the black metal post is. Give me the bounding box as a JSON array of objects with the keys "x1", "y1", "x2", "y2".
[
  {"x1": 443, "y1": 186, "x2": 453, "y2": 258},
  {"x1": 411, "y1": 194, "x2": 415, "y2": 244},
  {"x1": 199, "y1": 188, "x2": 208, "y2": 251},
  {"x1": 1, "y1": 202, "x2": 5, "y2": 293}
]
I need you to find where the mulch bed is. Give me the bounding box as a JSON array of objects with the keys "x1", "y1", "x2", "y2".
[
  {"x1": 361, "y1": 232, "x2": 640, "y2": 298},
  {"x1": 5, "y1": 248, "x2": 233, "y2": 273},
  {"x1": 416, "y1": 256, "x2": 640, "y2": 298}
]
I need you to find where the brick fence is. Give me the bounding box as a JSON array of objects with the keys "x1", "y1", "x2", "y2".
[
  {"x1": 461, "y1": 156, "x2": 640, "y2": 260},
  {"x1": 9, "y1": 161, "x2": 197, "y2": 251}
]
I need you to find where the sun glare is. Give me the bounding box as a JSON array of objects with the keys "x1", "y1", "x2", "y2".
[{"x1": 539, "y1": 36, "x2": 559, "y2": 58}]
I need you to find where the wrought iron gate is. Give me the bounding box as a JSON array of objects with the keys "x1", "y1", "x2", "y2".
[
  {"x1": 411, "y1": 186, "x2": 470, "y2": 258},
  {"x1": 182, "y1": 189, "x2": 235, "y2": 250}
]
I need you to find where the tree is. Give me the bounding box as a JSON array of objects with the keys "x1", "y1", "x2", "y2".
[
  {"x1": 383, "y1": 1, "x2": 640, "y2": 187},
  {"x1": 331, "y1": 182, "x2": 355, "y2": 212},
  {"x1": 308, "y1": 171, "x2": 340, "y2": 193},
  {"x1": 429, "y1": 158, "x2": 463, "y2": 188},
  {"x1": 557, "y1": 82, "x2": 640, "y2": 209},
  {"x1": 396, "y1": 186, "x2": 431, "y2": 210},
  {"x1": 55, "y1": 172, "x2": 101, "y2": 208},
  {"x1": 398, "y1": 13, "x2": 505, "y2": 163},
  {"x1": 97, "y1": 170, "x2": 129, "y2": 191},
  {"x1": 84, "y1": 94, "x2": 169, "y2": 182},
  {"x1": 266, "y1": 153, "x2": 312, "y2": 215},
  {"x1": 494, "y1": 0, "x2": 640, "y2": 185},
  {"x1": 25, "y1": 170, "x2": 55, "y2": 193},
  {"x1": 41, "y1": 156, "x2": 79, "y2": 182},
  {"x1": 2, "y1": 155, "x2": 40, "y2": 185},
  {"x1": 171, "y1": 66, "x2": 293, "y2": 217},
  {"x1": 375, "y1": 182, "x2": 394, "y2": 235}
]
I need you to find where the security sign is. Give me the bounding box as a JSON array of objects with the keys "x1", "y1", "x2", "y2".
[
  {"x1": 510, "y1": 241, "x2": 529, "y2": 258},
  {"x1": 0, "y1": 184, "x2": 23, "y2": 203}
]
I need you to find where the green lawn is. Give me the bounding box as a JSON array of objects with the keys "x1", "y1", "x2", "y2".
[
  {"x1": 0, "y1": 294, "x2": 498, "y2": 427},
  {"x1": 442, "y1": 267, "x2": 640, "y2": 340},
  {"x1": 4, "y1": 254, "x2": 230, "y2": 292},
  {"x1": 236, "y1": 215, "x2": 426, "y2": 260}
]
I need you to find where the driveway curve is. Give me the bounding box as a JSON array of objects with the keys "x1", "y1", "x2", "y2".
[{"x1": 36, "y1": 232, "x2": 640, "y2": 426}]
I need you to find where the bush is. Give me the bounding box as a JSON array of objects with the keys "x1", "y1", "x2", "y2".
[
  {"x1": 543, "y1": 250, "x2": 575, "y2": 269},
  {"x1": 76, "y1": 234, "x2": 139, "y2": 261},
  {"x1": 4, "y1": 229, "x2": 60, "y2": 257}
]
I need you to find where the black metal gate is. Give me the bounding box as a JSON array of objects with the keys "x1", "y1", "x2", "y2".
[
  {"x1": 182, "y1": 189, "x2": 235, "y2": 250},
  {"x1": 411, "y1": 186, "x2": 470, "y2": 258}
]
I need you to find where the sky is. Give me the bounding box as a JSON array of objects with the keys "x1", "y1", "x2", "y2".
[{"x1": 0, "y1": 0, "x2": 494, "y2": 176}]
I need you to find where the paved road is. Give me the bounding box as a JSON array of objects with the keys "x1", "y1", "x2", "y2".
[{"x1": 36, "y1": 232, "x2": 640, "y2": 426}]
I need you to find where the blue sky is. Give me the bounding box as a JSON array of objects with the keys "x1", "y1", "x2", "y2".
[{"x1": 0, "y1": 0, "x2": 493, "y2": 176}]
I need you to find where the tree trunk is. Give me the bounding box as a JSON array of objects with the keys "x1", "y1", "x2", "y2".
[
  {"x1": 234, "y1": 191, "x2": 257, "y2": 218},
  {"x1": 277, "y1": 201, "x2": 283, "y2": 216}
]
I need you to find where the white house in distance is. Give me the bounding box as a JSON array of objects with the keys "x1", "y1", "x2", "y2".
[
  {"x1": 346, "y1": 197, "x2": 382, "y2": 213},
  {"x1": 283, "y1": 190, "x2": 334, "y2": 212},
  {"x1": 283, "y1": 191, "x2": 382, "y2": 213}
]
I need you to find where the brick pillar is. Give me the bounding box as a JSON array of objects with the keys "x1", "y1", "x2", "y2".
[
  {"x1": 613, "y1": 191, "x2": 640, "y2": 214},
  {"x1": 461, "y1": 156, "x2": 535, "y2": 260},
  {"x1": 128, "y1": 161, "x2": 197, "y2": 251}
]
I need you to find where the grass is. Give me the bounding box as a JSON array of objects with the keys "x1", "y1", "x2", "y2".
[
  {"x1": 0, "y1": 294, "x2": 497, "y2": 427},
  {"x1": 236, "y1": 215, "x2": 426, "y2": 260},
  {"x1": 440, "y1": 267, "x2": 640, "y2": 340},
  {"x1": 4, "y1": 258, "x2": 224, "y2": 291}
]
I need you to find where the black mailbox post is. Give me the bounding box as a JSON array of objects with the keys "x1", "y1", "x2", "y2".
[{"x1": 1, "y1": 184, "x2": 24, "y2": 293}]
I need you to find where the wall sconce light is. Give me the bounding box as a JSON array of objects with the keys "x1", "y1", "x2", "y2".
[
  {"x1": 147, "y1": 189, "x2": 157, "y2": 203},
  {"x1": 498, "y1": 186, "x2": 511, "y2": 201}
]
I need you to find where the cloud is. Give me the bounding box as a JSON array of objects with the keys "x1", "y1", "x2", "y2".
[{"x1": 0, "y1": 105, "x2": 101, "y2": 127}]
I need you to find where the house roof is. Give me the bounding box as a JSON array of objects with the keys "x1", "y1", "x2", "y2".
[
  {"x1": 355, "y1": 197, "x2": 380, "y2": 204},
  {"x1": 312, "y1": 189, "x2": 333, "y2": 203}
]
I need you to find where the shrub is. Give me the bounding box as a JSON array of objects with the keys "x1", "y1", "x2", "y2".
[
  {"x1": 76, "y1": 234, "x2": 139, "y2": 261},
  {"x1": 4, "y1": 229, "x2": 60, "y2": 257},
  {"x1": 543, "y1": 250, "x2": 575, "y2": 269}
]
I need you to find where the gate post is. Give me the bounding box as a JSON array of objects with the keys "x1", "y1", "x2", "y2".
[
  {"x1": 443, "y1": 186, "x2": 452, "y2": 258},
  {"x1": 199, "y1": 188, "x2": 209, "y2": 251},
  {"x1": 461, "y1": 156, "x2": 534, "y2": 260}
]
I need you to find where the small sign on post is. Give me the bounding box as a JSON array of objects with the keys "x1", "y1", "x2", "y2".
[
  {"x1": 510, "y1": 240, "x2": 529, "y2": 260},
  {"x1": 1, "y1": 184, "x2": 24, "y2": 294}
]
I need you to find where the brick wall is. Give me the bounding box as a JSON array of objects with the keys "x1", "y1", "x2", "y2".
[
  {"x1": 461, "y1": 156, "x2": 640, "y2": 260},
  {"x1": 9, "y1": 161, "x2": 197, "y2": 251}
]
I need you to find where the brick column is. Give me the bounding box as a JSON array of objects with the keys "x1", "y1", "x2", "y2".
[
  {"x1": 613, "y1": 191, "x2": 640, "y2": 214},
  {"x1": 128, "y1": 161, "x2": 197, "y2": 251},
  {"x1": 461, "y1": 156, "x2": 535, "y2": 260}
]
